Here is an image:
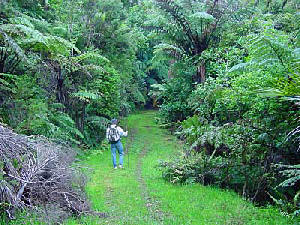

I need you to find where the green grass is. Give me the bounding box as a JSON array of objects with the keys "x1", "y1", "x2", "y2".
[
  {"x1": 66, "y1": 110, "x2": 297, "y2": 225},
  {"x1": 10, "y1": 110, "x2": 297, "y2": 225}
]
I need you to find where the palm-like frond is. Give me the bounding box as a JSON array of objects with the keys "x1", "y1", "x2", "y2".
[
  {"x1": 0, "y1": 23, "x2": 79, "y2": 56},
  {"x1": 71, "y1": 51, "x2": 109, "y2": 63},
  {"x1": 189, "y1": 12, "x2": 215, "y2": 21},
  {"x1": 0, "y1": 28, "x2": 26, "y2": 60},
  {"x1": 154, "y1": 43, "x2": 185, "y2": 58},
  {"x1": 247, "y1": 32, "x2": 297, "y2": 72},
  {"x1": 71, "y1": 90, "x2": 102, "y2": 102},
  {"x1": 0, "y1": 73, "x2": 16, "y2": 93},
  {"x1": 87, "y1": 116, "x2": 109, "y2": 130}
]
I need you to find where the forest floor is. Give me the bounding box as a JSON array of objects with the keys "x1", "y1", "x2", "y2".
[{"x1": 65, "y1": 111, "x2": 295, "y2": 225}]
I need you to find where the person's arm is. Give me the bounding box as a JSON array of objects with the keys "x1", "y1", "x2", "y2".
[{"x1": 117, "y1": 127, "x2": 128, "y2": 137}]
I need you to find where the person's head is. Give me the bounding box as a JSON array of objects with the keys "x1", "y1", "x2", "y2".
[{"x1": 111, "y1": 119, "x2": 118, "y2": 125}]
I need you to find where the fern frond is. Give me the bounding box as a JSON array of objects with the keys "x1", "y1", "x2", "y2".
[
  {"x1": 50, "y1": 111, "x2": 84, "y2": 140},
  {"x1": 0, "y1": 24, "x2": 79, "y2": 56},
  {"x1": 0, "y1": 73, "x2": 17, "y2": 93},
  {"x1": 87, "y1": 116, "x2": 109, "y2": 130},
  {"x1": 0, "y1": 28, "x2": 26, "y2": 60},
  {"x1": 72, "y1": 52, "x2": 109, "y2": 63},
  {"x1": 294, "y1": 48, "x2": 300, "y2": 58},
  {"x1": 294, "y1": 191, "x2": 300, "y2": 208},
  {"x1": 256, "y1": 88, "x2": 285, "y2": 97},
  {"x1": 247, "y1": 32, "x2": 293, "y2": 68},
  {"x1": 228, "y1": 62, "x2": 250, "y2": 73},
  {"x1": 154, "y1": 43, "x2": 184, "y2": 58},
  {"x1": 71, "y1": 90, "x2": 101, "y2": 102},
  {"x1": 8, "y1": 16, "x2": 35, "y2": 29},
  {"x1": 82, "y1": 63, "x2": 105, "y2": 72},
  {"x1": 189, "y1": 12, "x2": 215, "y2": 21},
  {"x1": 149, "y1": 83, "x2": 166, "y2": 98},
  {"x1": 278, "y1": 176, "x2": 300, "y2": 187},
  {"x1": 50, "y1": 103, "x2": 65, "y2": 110},
  {"x1": 46, "y1": 35, "x2": 80, "y2": 56}
]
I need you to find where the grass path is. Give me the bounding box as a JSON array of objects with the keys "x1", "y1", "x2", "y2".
[{"x1": 66, "y1": 111, "x2": 296, "y2": 225}]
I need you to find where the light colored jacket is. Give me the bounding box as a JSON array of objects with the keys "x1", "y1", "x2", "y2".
[{"x1": 106, "y1": 124, "x2": 128, "y2": 140}]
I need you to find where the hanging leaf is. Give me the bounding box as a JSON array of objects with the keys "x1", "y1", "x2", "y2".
[
  {"x1": 228, "y1": 62, "x2": 250, "y2": 72},
  {"x1": 71, "y1": 90, "x2": 102, "y2": 102},
  {"x1": 189, "y1": 12, "x2": 215, "y2": 21}
]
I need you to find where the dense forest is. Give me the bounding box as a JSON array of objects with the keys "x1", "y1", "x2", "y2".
[{"x1": 0, "y1": 0, "x2": 299, "y2": 223}]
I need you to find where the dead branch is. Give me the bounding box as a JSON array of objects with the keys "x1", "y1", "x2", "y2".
[{"x1": 0, "y1": 124, "x2": 90, "y2": 223}]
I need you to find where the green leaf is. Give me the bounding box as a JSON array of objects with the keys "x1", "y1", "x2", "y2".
[
  {"x1": 189, "y1": 12, "x2": 215, "y2": 21},
  {"x1": 71, "y1": 90, "x2": 102, "y2": 102},
  {"x1": 228, "y1": 63, "x2": 250, "y2": 73}
]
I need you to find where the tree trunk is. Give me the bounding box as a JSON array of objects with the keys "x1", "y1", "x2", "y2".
[
  {"x1": 80, "y1": 102, "x2": 86, "y2": 133},
  {"x1": 196, "y1": 62, "x2": 206, "y2": 84},
  {"x1": 43, "y1": 0, "x2": 49, "y2": 10},
  {"x1": 282, "y1": 0, "x2": 288, "y2": 9},
  {"x1": 56, "y1": 66, "x2": 65, "y2": 105}
]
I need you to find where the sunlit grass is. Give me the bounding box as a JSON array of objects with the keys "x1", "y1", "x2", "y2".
[
  {"x1": 11, "y1": 110, "x2": 296, "y2": 225},
  {"x1": 135, "y1": 111, "x2": 296, "y2": 225}
]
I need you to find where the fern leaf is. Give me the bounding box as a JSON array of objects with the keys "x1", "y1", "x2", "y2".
[
  {"x1": 72, "y1": 52, "x2": 109, "y2": 63},
  {"x1": 46, "y1": 35, "x2": 80, "y2": 56},
  {"x1": 189, "y1": 12, "x2": 215, "y2": 21},
  {"x1": 0, "y1": 73, "x2": 17, "y2": 93},
  {"x1": 256, "y1": 88, "x2": 285, "y2": 97},
  {"x1": 228, "y1": 62, "x2": 250, "y2": 73},
  {"x1": 278, "y1": 175, "x2": 300, "y2": 187},
  {"x1": 154, "y1": 43, "x2": 184, "y2": 58},
  {"x1": 77, "y1": 64, "x2": 105, "y2": 73},
  {"x1": 87, "y1": 116, "x2": 109, "y2": 129},
  {"x1": 0, "y1": 28, "x2": 26, "y2": 60},
  {"x1": 71, "y1": 91, "x2": 101, "y2": 102},
  {"x1": 294, "y1": 48, "x2": 300, "y2": 58}
]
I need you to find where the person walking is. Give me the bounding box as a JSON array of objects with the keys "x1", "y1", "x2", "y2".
[{"x1": 106, "y1": 119, "x2": 128, "y2": 169}]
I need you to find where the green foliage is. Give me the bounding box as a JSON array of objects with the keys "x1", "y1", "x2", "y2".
[
  {"x1": 71, "y1": 90, "x2": 101, "y2": 102},
  {"x1": 277, "y1": 164, "x2": 300, "y2": 188},
  {"x1": 0, "y1": 73, "x2": 17, "y2": 93},
  {"x1": 157, "y1": 75, "x2": 193, "y2": 123},
  {"x1": 268, "y1": 164, "x2": 300, "y2": 216},
  {"x1": 0, "y1": 0, "x2": 148, "y2": 148},
  {"x1": 156, "y1": 2, "x2": 299, "y2": 216}
]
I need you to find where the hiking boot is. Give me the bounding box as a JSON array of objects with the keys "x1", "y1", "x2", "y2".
[{"x1": 119, "y1": 165, "x2": 123, "y2": 169}]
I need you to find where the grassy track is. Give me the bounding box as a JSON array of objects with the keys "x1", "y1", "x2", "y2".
[{"x1": 65, "y1": 111, "x2": 296, "y2": 225}]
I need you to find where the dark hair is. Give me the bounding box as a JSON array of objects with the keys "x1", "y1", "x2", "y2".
[{"x1": 111, "y1": 119, "x2": 118, "y2": 124}]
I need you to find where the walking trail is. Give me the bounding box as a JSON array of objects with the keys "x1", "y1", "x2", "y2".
[{"x1": 67, "y1": 111, "x2": 294, "y2": 225}]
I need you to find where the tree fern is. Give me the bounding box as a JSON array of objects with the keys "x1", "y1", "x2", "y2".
[
  {"x1": 229, "y1": 26, "x2": 300, "y2": 105},
  {"x1": 247, "y1": 28, "x2": 298, "y2": 73},
  {"x1": 149, "y1": 83, "x2": 166, "y2": 100},
  {"x1": 275, "y1": 164, "x2": 300, "y2": 216},
  {"x1": 154, "y1": 43, "x2": 185, "y2": 59},
  {"x1": 0, "y1": 73, "x2": 16, "y2": 93},
  {"x1": 0, "y1": 23, "x2": 79, "y2": 57},
  {"x1": 71, "y1": 51, "x2": 109, "y2": 64},
  {"x1": 71, "y1": 90, "x2": 101, "y2": 102},
  {"x1": 86, "y1": 115, "x2": 109, "y2": 130},
  {"x1": 189, "y1": 12, "x2": 215, "y2": 21},
  {"x1": 50, "y1": 111, "x2": 84, "y2": 142},
  {"x1": 0, "y1": 27, "x2": 26, "y2": 60}
]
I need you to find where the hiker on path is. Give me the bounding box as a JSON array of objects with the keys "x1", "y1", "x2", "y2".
[{"x1": 106, "y1": 119, "x2": 128, "y2": 169}]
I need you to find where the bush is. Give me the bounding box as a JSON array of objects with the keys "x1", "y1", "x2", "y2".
[
  {"x1": 159, "y1": 25, "x2": 300, "y2": 213},
  {"x1": 157, "y1": 77, "x2": 193, "y2": 124}
]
